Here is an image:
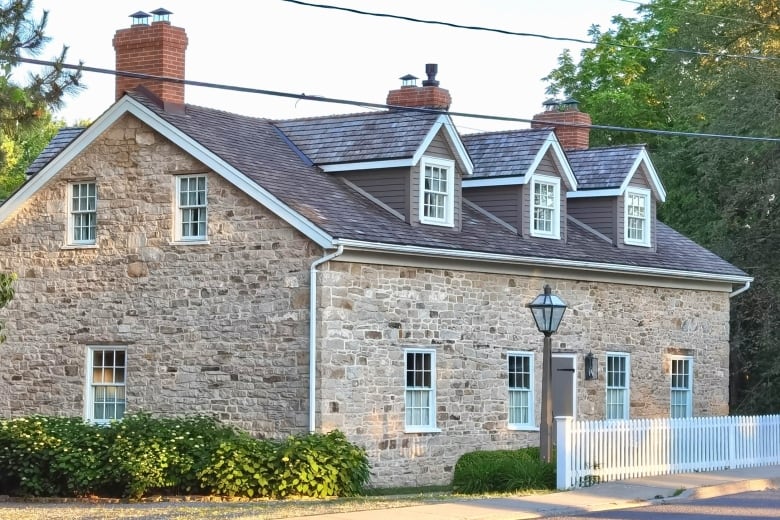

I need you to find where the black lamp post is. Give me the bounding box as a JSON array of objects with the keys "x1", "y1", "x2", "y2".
[{"x1": 527, "y1": 284, "x2": 567, "y2": 463}]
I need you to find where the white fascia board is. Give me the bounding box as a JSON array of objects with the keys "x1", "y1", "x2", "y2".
[
  {"x1": 320, "y1": 158, "x2": 414, "y2": 172},
  {"x1": 620, "y1": 148, "x2": 667, "y2": 202},
  {"x1": 527, "y1": 134, "x2": 578, "y2": 190},
  {"x1": 0, "y1": 96, "x2": 334, "y2": 249},
  {"x1": 413, "y1": 114, "x2": 474, "y2": 176},
  {"x1": 333, "y1": 238, "x2": 753, "y2": 285},
  {"x1": 567, "y1": 188, "x2": 622, "y2": 199},
  {"x1": 462, "y1": 176, "x2": 525, "y2": 188}
]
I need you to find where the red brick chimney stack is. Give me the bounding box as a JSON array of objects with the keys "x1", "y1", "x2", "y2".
[
  {"x1": 386, "y1": 64, "x2": 452, "y2": 110},
  {"x1": 531, "y1": 98, "x2": 591, "y2": 150},
  {"x1": 113, "y1": 8, "x2": 188, "y2": 109}
]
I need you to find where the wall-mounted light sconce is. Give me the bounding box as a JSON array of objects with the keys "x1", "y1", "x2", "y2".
[{"x1": 584, "y1": 351, "x2": 598, "y2": 380}]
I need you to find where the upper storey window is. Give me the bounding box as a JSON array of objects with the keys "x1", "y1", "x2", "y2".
[
  {"x1": 175, "y1": 175, "x2": 208, "y2": 242},
  {"x1": 69, "y1": 182, "x2": 97, "y2": 245},
  {"x1": 419, "y1": 157, "x2": 454, "y2": 227},
  {"x1": 530, "y1": 175, "x2": 560, "y2": 239},
  {"x1": 624, "y1": 188, "x2": 651, "y2": 247}
]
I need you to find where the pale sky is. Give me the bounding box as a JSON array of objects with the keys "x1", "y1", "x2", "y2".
[{"x1": 29, "y1": 0, "x2": 638, "y2": 132}]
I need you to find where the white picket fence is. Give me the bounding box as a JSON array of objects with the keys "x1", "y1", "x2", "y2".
[{"x1": 555, "y1": 414, "x2": 780, "y2": 489}]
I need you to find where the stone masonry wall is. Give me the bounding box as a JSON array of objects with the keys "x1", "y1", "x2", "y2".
[
  {"x1": 0, "y1": 114, "x2": 319, "y2": 435},
  {"x1": 317, "y1": 263, "x2": 731, "y2": 487}
]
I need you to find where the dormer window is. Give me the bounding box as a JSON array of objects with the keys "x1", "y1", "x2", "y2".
[
  {"x1": 530, "y1": 175, "x2": 560, "y2": 239},
  {"x1": 419, "y1": 156, "x2": 454, "y2": 227},
  {"x1": 625, "y1": 188, "x2": 651, "y2": 247}
]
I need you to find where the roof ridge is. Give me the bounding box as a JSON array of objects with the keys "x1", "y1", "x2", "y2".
[{"x1": 462, "y1": 127, "x2": 552, "y2": 138}]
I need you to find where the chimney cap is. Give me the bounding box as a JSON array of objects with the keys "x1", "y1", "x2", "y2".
[
  {"x1": 129, "y1": 11, "x2": 151, "y2": 26},
  {"x1": 400, "y1": 74, "x2": 418, "y2": 87},
  {"x1": 151, "y1": 7, "x2": 173, "y2": 23},
  {"x1": 542, "y1": 97, "x2": 581, "y2": 112},
  {"x1": 422, "y1": 63, "x2": 439, "y2": 87}
]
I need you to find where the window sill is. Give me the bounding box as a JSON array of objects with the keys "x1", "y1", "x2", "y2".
[
  {"x1": 530, "y1": 232, "x2": 560, "y2": 240},
  {"x1": 508, "y1": 425, "x2": 539, "y2": 432},
  {"x1": 61, "y1": 244, "x2": 98, "y2": 250},
  {"x1": 624, "y1": 239, "x2": 651, "y2": 248},
  {"x1": 404, "y1": 427, "x2": 442, "y2": 434},
  {"x1": 419, "y1": 219, "x2": 454, "y2": 228},
  {"x1": 169, "y1": 239, "x2": 210, "y2": 246}
]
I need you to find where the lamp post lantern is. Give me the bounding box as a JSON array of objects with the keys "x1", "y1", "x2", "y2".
[{"x1": 527, "y1": 284, "x2": 567, "y2": 463}]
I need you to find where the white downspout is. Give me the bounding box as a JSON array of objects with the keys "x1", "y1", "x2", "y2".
[
  {"x1": 729, "y1": 279, "x2": 751, "y2": 298},
  {"x1": 309, "y1": 246, "x2": 344, "y2": 432}
]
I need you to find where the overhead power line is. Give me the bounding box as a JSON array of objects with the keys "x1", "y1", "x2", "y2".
[
  {"x1": 280, "y1": 0, "x2": 780, "y2": 62},
  {"x1": 8, "y1": 55, "x2": 780, "y2": 143}
]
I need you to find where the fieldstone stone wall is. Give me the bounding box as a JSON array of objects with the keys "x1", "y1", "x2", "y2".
[
  {"x1": 317, "y1": 263, "x2": 731, "y2": 487},
  {"x1": 0, "y1": 114, "x2": 319, "y2": 435}
]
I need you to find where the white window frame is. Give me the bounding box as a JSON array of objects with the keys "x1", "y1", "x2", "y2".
[
  {"x1": 606, "y1": 353, "x2": 630, "y2": 420},
  {"x1": 404, "y1": 348, "x2": 439, "y2": 432},
  {"x1": 530, "y1": 175, "x2": 561, "y2": 239},
  {"x1": 85, "y1": 346, "x2": 127, "y2": 424},
  {"x1": 174, "y1": 175, "x2": 208, "y2": 242},
  {"x1": 670, "y1": 355, "x2": 693, "y2": 418},
  {"x1": 508, "y1": 352, "x2": 536, "y2": 430},
  {"x1": 624, "y1": 187, "x2": 651, "y2": 247},
  {"x1": 68, "y1": 182, "x2": 97, "y2": 246},
  {"x1": 418, "y1": 156, "x2": 455, "y2": 227}
]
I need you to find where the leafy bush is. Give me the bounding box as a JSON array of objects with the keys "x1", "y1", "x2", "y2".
[
  {"x1": 0, "y1": 415, "x2": 370, "y2": 499},
  {"x1": 452, "y1": 447, "x2": 554, "y2": 494}
]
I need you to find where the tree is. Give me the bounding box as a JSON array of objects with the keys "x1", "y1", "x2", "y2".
[
  {"x1": 545, "y1": 0, "x2": 780, "y2": 413},
  {"x1": 0, "y1": 0, "x2": 81, "y2": 195}
]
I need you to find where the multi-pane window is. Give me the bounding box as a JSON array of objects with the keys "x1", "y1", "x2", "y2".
[
  {"x1": 405, "y1": 349, "x2": 436, "y2": 430},
  {"x1": 86, "y1": 348, "x2": 127, "y2": 424},
  {"x1": 625, "y1": 189, "x2": 650, "y2": 246},
  {"x1": 508, "y1": 353, "x2": 534, "y2": 428},
  {"x1": 606, "y1": 353, "x2": 630, "y2": 420},
  {"x1": 670, "y1": 356, "x2": 693, "y2": 418},
  {"x1": 69, "y1": 182, "x2": 96, "y2": 245},
  {"x1": 176, "y1": 175, "x2": 207, "y2": 240},
  {"x1": 419, "y1": 157, "x2": 454, "y2": 226},
  {"x1": 530, "y1": 176, "x2": 560, "y2": 238}
]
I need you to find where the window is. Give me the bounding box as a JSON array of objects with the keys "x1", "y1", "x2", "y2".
[
  {"x1": 86, "y1": 347, "x2": 127, "y2": 424},
  {"x1": 419, "y1": 157, "x2": 454, "y2": 226},
  {"x1": 508, "y1": 353, "x2": 535, "y2": 429},
  {"x1": 670, "y1": 356, "x2": 693, "y2": 418},
  {"x1": 606, "y1": 353, "x2": 630, "y2": 420},
  {"x1": 624, "y1": 188, "x2": 651, "y2": 246},
  {"x1": 405, "y1": 349, "x2": 437, "y2": 431},
  {"x1": 69, "y1": 182, "x2": 96, "y2": 245},
  {"x1": 175, "y1": 175, "x2": 207, "y2": 241},
  {"x1": 530, "y1": 176, "x2": 560, "y2": 238}
]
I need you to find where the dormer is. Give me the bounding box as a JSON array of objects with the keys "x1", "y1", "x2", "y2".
[
  {"x1": 567, "y1": 145, "x2": 666, "y2": 250},
  {"x1": 273, "y1": 65, "x2": 472, "y2": 230},
  {"x1": 461, "y1": 129, "x2": 576, "y2": 240}
]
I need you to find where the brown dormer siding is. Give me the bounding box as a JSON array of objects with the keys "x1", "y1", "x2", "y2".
[
  {"x1": 568, "y1": 197, "x2": 617, "y2": 243},
  {"x1": 463, "y1": 186, "x2": 522, "y2": 232},
  {"x1": 340, "y1": 168, "x2": 409, "y2": 219}
]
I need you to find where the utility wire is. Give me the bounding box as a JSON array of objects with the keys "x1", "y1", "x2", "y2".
[
  {"x1": 9, "y1": 55, "x2": 780, "y2": 143},
  {"x1": 280, "y1": 0, "x2": 780, "y2": 62}
]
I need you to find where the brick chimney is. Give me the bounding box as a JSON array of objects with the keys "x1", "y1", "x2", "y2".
[
  {"x1": 531, "y1": 98, "x2": 591, "y2": 150},
  {"x1": 113, "y1": 8, "x2": 188, "y2": 109},
  {"x1": 386, "y1": 64, "x2": 451, "y2": 110}
]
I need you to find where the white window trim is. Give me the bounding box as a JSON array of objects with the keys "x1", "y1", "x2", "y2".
[
  {"x1": 418, "y1": 156, "x2": 455, "y2": 227},
  {"x1": 84, "y1": 346, "x2": 127, "y2": 425},
  {"x1": 670, "y1": 355, "x2": 693, "y2": 418},
  {"x1": 529, "y1": 174, "x2": 561, "y2": 239},
  {"x1": 508, "y1": 351, "x2": 537, "y2": 431},
  {"x1": 67, "y1": 182, "x2": 97, "y2": 246},
  {"x1": 605, "y1": 352, "x2": 630, "y2": 420},
  {"x1": 404, "y1": 348, "x2": 440, "y2": 433},
  {"x1": 624, "y1": 187, "x2": 652, "y2": 247},
  {"x1": 173, "y1": 174, "x2": 209, "y2": 243}
]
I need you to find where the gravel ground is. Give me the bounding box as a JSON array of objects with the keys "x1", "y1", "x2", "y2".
[{"x1": 0, "y1": 495, "x2": 445, "y2": 520}]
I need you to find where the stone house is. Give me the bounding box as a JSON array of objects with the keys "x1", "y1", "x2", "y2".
[{"x1": 0, "y1": 12, "x2": 751, "y2": 487}]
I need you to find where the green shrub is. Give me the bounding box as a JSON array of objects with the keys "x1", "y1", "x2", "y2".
[
  {"x1": 452, "y1": 447, "x2": 554, "y2": 494},
  {"x1": 0, "y1": 415, "x2": 370, "y2": 499}
]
